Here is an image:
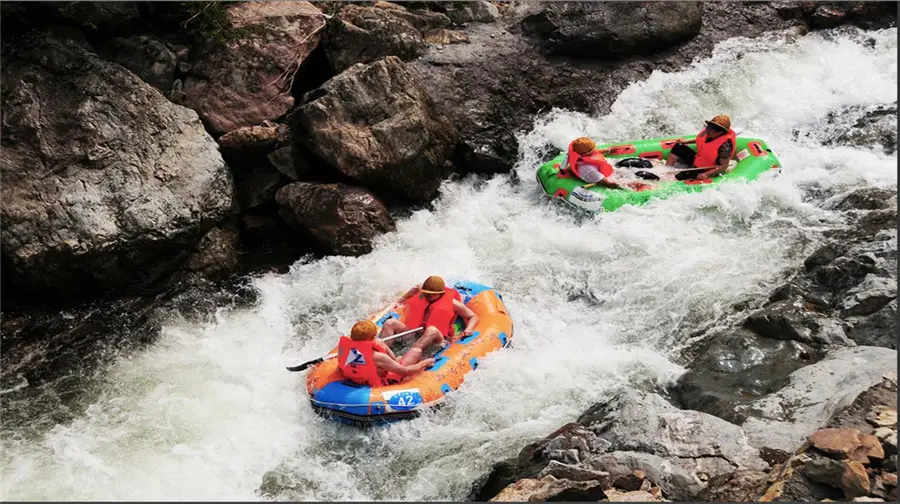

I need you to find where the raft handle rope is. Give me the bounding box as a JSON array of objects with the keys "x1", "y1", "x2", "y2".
[{"x1": 286, "y1": 326, "x2": 424, "y2": 372}]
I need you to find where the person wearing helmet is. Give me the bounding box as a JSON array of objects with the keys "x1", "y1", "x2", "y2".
[
  {"x1": 338, "y1": 320, "x2": 436, "y2": 386},
  {"x1": 380, "y1": 275, "x2": 479, "y2": 366},
  {"x1": 666, "y1": 114, "x2": 737, "y2": 181},
  {"x1": 561, "y1": 137, "x2": 647, "y2": 190}
]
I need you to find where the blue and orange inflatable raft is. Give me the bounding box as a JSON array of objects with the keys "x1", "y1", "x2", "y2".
[{"x1": 305, "y1": 280, "x2": 514, "y2": 426}]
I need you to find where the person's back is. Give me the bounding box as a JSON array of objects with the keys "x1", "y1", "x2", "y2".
[{"x1": 338, "y1": 320, "x2": 433, "y2": 386}]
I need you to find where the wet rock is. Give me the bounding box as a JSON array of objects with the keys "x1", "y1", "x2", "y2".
[
  {"x1": 183, "y1": 224, "x2": 241, "y2": 277},
  {"x1": 740, "y1": 346, "x2": 898, "y2": 457},
  {"x1": 743, "y1": 298, "x2": 851, "y2": 346},
  {"x1": 828, "y1": 186, "x2": 899, "y2": 212},
  {"x1": 673, "y1": 329, "x2": 820, "y2": 424},
  {"x1": 488, "y1": 475, "x2": 607, "y2": 502},
  {"x1": 809, "y1": 428, "x2": 885, "y2": 464},
  {"x1": 294, "y1": 56, "x2": 457, "y2": 201},
  {"x1": 275, "y1": 182, "x2": 395, "y2": 256},
  {"x1": 809, "y1": 5, "x2": 849, "y2": 29},
  {"x1": 1, "y1": 33, "x2": 233, "y2": 300},
  {"x1": 839, "y1": 275, "x2": 897, "y2": 317},
  {"x1": 812, "y1": 254, "x2": 879, "y2": 293},
  {"x1": 517, "y1": 1, "x2": 702, "y2": 58},
  {"x1": 423, "y1": 28, "x2": 470, "y2": 45},
  {"x1": 409, "y1": 1, "x2": 872, "y2": 175},
  {"x1": 184, "y1": 1, "x2": 326, "y2": 135},
  {"x1": 95, "y1": 35, "x2": 177, "y2": 93},
  {"x1": 323, "y1": 4, "x2": 426, "y2": 73},
  {"x1": 805, "y1": 243, "x2": 850, "y2": 271}
]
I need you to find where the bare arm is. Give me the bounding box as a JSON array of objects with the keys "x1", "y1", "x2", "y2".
[
  {"x1": 374, "y1": 340, "x2": 396, "y2": 360},
  {"x1": 699, "y1": 158, "x2": 729, "y2": 179},
  {"x1": 453, "y1": 299, "x2": 479, "y2": 336},
  {"x1": 373, "y1": 352, "x2": 434, "y2": 377}
]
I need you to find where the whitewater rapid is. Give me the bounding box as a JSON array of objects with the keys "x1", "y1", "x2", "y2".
[{"x1": 2, "y1": 26, "x2": 897, "y2": 501}]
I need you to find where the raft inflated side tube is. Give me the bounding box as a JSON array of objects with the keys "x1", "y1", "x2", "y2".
[
  {"x1": 535, "y1": 135, "x2": 783, "y2": 213},
  {"x1": 304, "y1": 280, "x2": 513, "y2": 426}
]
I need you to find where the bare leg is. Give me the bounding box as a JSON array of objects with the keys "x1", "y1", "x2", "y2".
[
  {"x1": 666, "y1": 152, "x2": 682, "y2": 166},
  {"x1": 399, "y1": 326, "x2": 443, "y2": 366},
  {"x1": 379, "y1": 318, "x2": 407, "y2": 339}
]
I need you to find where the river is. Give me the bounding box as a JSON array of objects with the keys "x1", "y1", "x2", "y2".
[{"x1": 1, "y1": 25, "x2": 896, "y2": 501}]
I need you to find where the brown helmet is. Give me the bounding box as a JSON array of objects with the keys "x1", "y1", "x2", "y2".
[
  {"x1": 705, "y1": 114, "x2": 731, "y2": 132},
  {"x1": 571, "y1": 137, "x2": 596, "y2": 156},
  {"x1": 350, "y1": 320, "x2": 378, "y2": 341},
  {"x1": 420, "y1": 275, "x2": 446, "y2": 295}
]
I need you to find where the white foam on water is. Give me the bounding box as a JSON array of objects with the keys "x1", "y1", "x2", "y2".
[{"x1": 2, "y1": 26, "x2": 897, "y2": 502}]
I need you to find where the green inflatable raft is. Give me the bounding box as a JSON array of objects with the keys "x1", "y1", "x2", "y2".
[{"x1": 535, "y1": 135, "x2": 783, "y2": 212}]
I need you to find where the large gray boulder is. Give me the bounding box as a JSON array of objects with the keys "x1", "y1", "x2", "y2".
[
  {"x1": 1, "y1": 34, "x2": 233, "y2": 298},
  {"x1": 293, "y1": 56, "x2": 457, "y2": 201}
]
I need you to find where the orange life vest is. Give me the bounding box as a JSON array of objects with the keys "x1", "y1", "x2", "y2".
[
  {"x1": 403, "y1": 288, "x2": 461, "y2": 337},
  {"x1": 693, "y1": 128, "x2": 737, "y2": 168},
  {"x1": 337, "y1": 336, "x2": 390, "y2": 387},
  {"x1": 567, "y1": 144, "x2": 614, "y2": 181}
]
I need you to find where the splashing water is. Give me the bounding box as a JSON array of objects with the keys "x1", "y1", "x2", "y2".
[{"x1": 2, "y1": 27, "x2": 897, "y2": 501}]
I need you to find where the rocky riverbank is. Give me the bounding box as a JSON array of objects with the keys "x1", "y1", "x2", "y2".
[
  {"x1": 0, "y1": 1, "x2": 896, "y2": 497},
  {"x1": 469, "y1": 185, "x2": 898, "y2": 502},
  {"x1": 2, "y1": 1, "x2": 895, "y2": 306}
]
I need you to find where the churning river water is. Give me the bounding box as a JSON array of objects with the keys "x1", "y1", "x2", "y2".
[{"x1": 2, "y1": 26, "x2": 897, "y2": 501}]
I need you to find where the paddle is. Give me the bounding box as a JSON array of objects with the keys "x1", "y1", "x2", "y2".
[
  {"x1": 631, "y1": 165, "x2": 721, "y2": 181},
  {"x1": 285, "y1": 326, "x2": 424, "y2": 372}
]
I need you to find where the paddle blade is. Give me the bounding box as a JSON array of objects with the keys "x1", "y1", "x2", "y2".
[{"x1": 286, "y1": 357, "x2": 323, "y2": 372}]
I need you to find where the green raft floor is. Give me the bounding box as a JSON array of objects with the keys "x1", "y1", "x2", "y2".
[{"x1": 536, "y1": 135, "x2": 783, "y2": 212}]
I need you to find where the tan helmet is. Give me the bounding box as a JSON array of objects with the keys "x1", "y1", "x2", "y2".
[
  {"x1": 571, "y1": 137, "x2": 596, "y2": 156},
  {"x1": 350, "y1": 320, "x2": 378, "y2": 341},
  {"x1": 705, "y1": 114, "x2": 731, "y2": 132},
  {"x1": 420, "y1": 275, "x2": 446, "y2": 295}
]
